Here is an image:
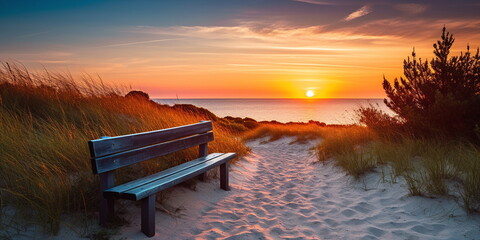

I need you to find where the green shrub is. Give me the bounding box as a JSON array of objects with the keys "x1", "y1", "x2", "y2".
[{"x1": 356, "y1": 105, "x2": 405, "y2": 140}]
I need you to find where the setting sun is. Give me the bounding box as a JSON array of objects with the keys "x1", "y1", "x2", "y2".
[{"x1": 306, "y1": 90, "x2": 315, "y2": 98}]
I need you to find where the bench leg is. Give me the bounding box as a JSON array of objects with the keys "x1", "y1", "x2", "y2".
[
  {"x1": 99, "y1": 171, "x2": 115, "y2": 226},
  {"x1": 198, "y1": 143, "x2": 208, "y2": 182},
  {"x1": 99, "y1": 196, "x2": 114, "y2": 226},
  {"x1": 220, "y1": 162, "x2": 230, "y2": 191},
  {"x1": 141, "y1": 195, "x2": 156, "y2": 237}
]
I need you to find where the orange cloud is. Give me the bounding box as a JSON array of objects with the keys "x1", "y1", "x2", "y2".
[
  {"x1": 9, "y1": 18, "x2": 480, "y2": 99},
  {"x1": 344, "y1": 5, "x2": 371, "y2": 21}
]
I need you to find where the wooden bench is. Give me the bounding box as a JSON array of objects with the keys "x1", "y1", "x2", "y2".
[{"x1": 88, "y1": 121, "x2": 236, "y2": 237}]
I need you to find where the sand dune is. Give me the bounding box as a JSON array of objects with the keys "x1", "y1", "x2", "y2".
[{"x1": 115, "y1": 137, "x2": 480, "y2": 239}]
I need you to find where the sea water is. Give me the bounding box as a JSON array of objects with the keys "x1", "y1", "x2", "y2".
[{"x1": 154, "y1": 98, "x2": 393, "y2": 125}]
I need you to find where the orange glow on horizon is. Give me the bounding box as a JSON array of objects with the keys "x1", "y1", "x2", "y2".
[{"x1": 10, "y1": 22, "x2": 479, "y2": 99}]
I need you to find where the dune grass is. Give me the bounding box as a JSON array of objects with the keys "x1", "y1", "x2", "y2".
[
  {"x1": 242, "y1": 122, "x2": 327, "y2": 143},
  {"x1": 314, "y1": 126, "x2": 375, "y2": 163},
  {"x1": 242, "y1": 123, "x2": 379, "y2": 178},
  {"x1": 0, "y1": 63, "x2": 249, "y2": 236},
  {"x1": 315, "y1": 128, "x2": 480, "y2": 213}
]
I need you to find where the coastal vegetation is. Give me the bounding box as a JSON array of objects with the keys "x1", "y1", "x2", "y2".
[
  {"x1": 382, "y1": 27, "x2": 480, "y2": 141},
  {"x1": 315, "y1": 128, "x2": 480, "y2": 213},
  {"x1": 0, "y1": 63, "x2": 248, "y2": 236},
  {"x1": 317, "y1": 28, "x2": 480, "y2": 213},
  {"x1": 243, "y1": 110, "x2": 480, "y2": 214}
]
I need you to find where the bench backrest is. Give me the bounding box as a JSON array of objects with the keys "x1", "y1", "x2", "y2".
[{"x1": 89, "y1": 121, "x2": 213, "y2": 174}]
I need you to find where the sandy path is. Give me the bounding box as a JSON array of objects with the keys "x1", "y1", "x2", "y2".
[{"x1": 113, "y1": 137, "x2": 480, "y2": 239}]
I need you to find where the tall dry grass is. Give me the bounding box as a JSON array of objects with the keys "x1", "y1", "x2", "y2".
[{"x1": 0, "y1": 62, "x2": 248, "y2": 235}]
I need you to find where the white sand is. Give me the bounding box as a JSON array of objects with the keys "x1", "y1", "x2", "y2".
[
  {"x1": 118, "y1": 137, "x2": 480, "y2": 239},
  {"x1": 5, "y1": 137, "x2": 480, "y2": 239}
]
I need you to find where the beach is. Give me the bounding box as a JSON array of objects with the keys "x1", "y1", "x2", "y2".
[
  {"x1": 2, "y1": 1, "x2": 480, "y2": 239},
  {"x1": 3, "y1": 135, "x2": 480, "y2": 239},
  {"x1": 105, "y1": 137, "x2": 480, "y2": 239}
]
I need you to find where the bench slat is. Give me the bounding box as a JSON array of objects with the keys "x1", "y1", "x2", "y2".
[
  {"x1": 89, "y1": 121, "x2": 213, "y2": 158},
  {"x1": 104, "y1": 153, "x2": 223, "y2": 197},
  {"x1": 93, "y1": 132, "x2": 214, "y2": 174},
  {"x1": 120, "y1": 152, "x2": 236, "y2": 200}
]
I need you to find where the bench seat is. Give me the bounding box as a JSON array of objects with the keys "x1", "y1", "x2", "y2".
[{"x1": 104, "y1": 153, "x2": 236, "y2": 201}]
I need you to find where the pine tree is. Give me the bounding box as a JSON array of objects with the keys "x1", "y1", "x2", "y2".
[{"x1": 383, "y1": 27, "x2": 480, "y2": 139}]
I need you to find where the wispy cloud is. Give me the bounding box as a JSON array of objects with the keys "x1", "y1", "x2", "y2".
[
  {"x1": 130, "y1": 24, "x2": 397, "y2": 44},
  {"x1": 36, "y1": 60, "x2": 71, "y2": 64},
  {"x1": 344, "y1": 5, "x2": 371, "y2": 21},
  {"x1": 293, "y1": 0, "x2": 335, "y2": 5},
  {"x1": 394, "y1": 4, "x2": 428, "y2": 15},
  {"x1": 266, "y1": 46, "x2": 352, "y2": 51},
  {"x1": 342, "y1": 18, "x2": 480, "y2": 40},
  {"x1": 272, "y1": 62, "x2": 397, "y2": 70},
  {"x1": 101, "y1": 38, "x2": 182, "y2": 48}
]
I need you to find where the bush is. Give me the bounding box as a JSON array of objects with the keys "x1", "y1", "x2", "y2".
[
  {"x1": 383, "y1": 27, "x2": 480, "y2": 140},
  {"x1": 356, "y1": 105, "x2": 404, "y2": 140},
  {"x1": 125, "y1": 90, "x2": 150, "y2": 100}
]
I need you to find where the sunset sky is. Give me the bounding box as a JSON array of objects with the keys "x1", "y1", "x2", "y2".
[{"x1": 1, "y1": 0, "x2": 479, "y2": 98}]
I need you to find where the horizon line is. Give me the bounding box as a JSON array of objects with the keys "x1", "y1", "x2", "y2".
[{"x1": 152, "y1": 97, "x2": 386, "y2": 100}]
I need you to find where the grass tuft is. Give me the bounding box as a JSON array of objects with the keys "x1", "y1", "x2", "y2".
[
  {"x1": 335, "y1": 150, "x2": 377, "y2": 179},
  {"x1": 315, "y1": 126, "x2": 375, "y2": 162}
]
